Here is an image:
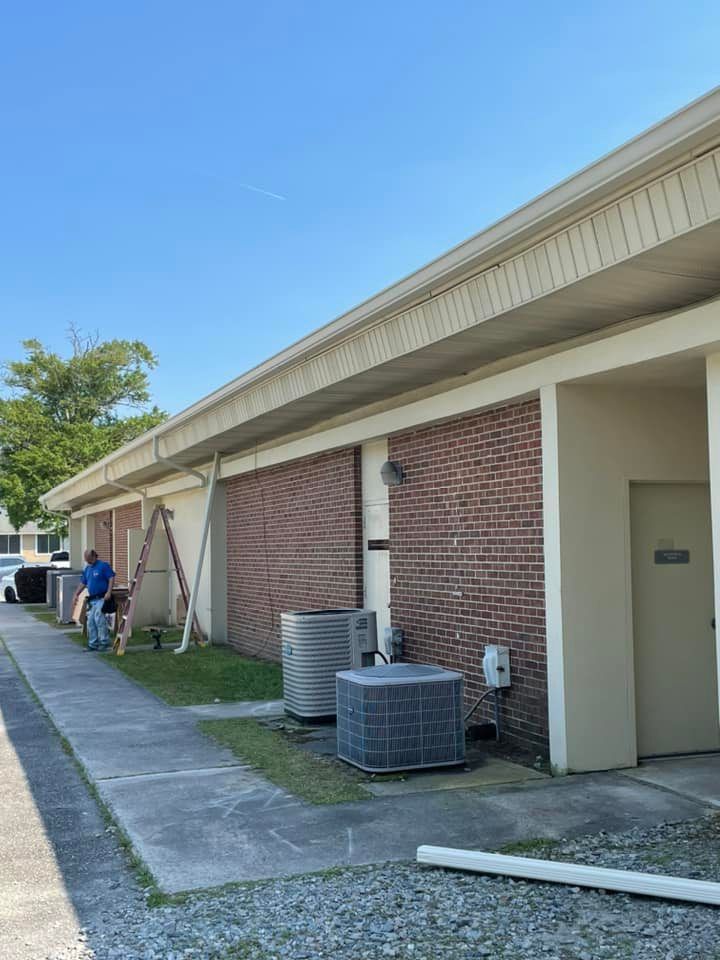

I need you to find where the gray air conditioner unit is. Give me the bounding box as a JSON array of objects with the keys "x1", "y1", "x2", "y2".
[
  {"x1": 57, "y1": 574, "x2": 83, "y2": 623},
  {"x1": 281, "y1": 609, "x2": 378, "y2": 721},
  {"x1": 336, "y1": 663, "x2": 465, "y2": 772},
  {"x1": 47, "y1": 569, "x2": 82, "y2": 608}
]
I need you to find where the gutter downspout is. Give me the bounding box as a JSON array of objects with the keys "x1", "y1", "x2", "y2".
[
  {"x1": 44, "y1": 507, "x2": 71, "y2": 527},
  {"x1": 103, "y1": 466, "x2": 147, "y2": 502},
  {"x1": 176, "y1": 451, "x2": 221, "y2": 654},
  {"x1": 152, "y1": 436, "x2": 206, "y2": 487},
  {"x1": 43, "y1": 507, "x2": 72, "y2": 552}
]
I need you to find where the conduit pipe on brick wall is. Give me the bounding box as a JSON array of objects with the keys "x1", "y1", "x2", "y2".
[
  {"x1": 175, "y1": 451, "x2": 221, "y2": 655},
  {"x1": 416, "y1": 846, "x2": 720, "y2": 906}
]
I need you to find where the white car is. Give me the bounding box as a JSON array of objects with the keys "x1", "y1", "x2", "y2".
[
  {"x1": 50, "y1": 550, "x2": 71, "y2": 569},
  {"x1": 0, "y1": 556, "x2": 28, "y2": 603}
]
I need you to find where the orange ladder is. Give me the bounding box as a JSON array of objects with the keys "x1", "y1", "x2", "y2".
[{"x1": 113, "y1": 505, "x2": 205, "y2": 655}]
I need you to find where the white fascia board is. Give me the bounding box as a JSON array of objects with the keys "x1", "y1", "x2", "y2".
[
  {"x1": 416, "y1": 847, "x2": 720, "y2": 906},
  {"x1": 40, "y1": 89, "x2": 720, "y2": 507},
  {"x1": 218, "y1": 296, "x2": 720, "y2": 482},
  {"x1": 68, "y1": 491, "x2": 143, "y2": 520},
  {"x1": 57, "y1": 295, "x2": 720, "y2": 515},
  {"x1": 115, "y1": 85, "x2": 720, "y2": 429},
  {"x1": 161, "y1": 143, "x2": 720, "y2": 462},
  {"x1": 68, "y1": 473, "x2": 207, "y2": 520}
]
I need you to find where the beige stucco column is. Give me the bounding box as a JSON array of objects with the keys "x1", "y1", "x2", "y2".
[
  {"x1": 541, "y1": 378, "x2": 709, "y2": 772},
  {"x1": 69, "y1": 517, "x2": 84, "y2": 569},
  {"x1": 706, "y1": 353, "x2": 720, "y2": 723},
  {"x1": 540, "y1": 384, "x2": 569, "y2": 773}
]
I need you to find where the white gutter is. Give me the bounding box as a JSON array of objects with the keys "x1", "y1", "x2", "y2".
[
  {"x1": 39, "y1": 86, "x2": 720, "y2": 512},
  {"x1": 416, "y1": 846, "x2": 720, "y2": 906},
  {"x1": 152, "y1": 436, "x2": 206, "y2": 487},
  {"x1": 175, "y1": 451, "x2": 221, "y2": 654}
]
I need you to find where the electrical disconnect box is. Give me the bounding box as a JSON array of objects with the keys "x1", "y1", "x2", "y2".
[
  {"x1": 482, "y1": 644, "x2": 511, "y2": 688},
  {"x1": 383, "y1": 626, "x2": 404, "y2": 659}
]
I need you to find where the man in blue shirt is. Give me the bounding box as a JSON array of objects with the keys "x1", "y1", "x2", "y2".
[{"x1": 73, "y1": 549, "x2": 116, "y2": 651}]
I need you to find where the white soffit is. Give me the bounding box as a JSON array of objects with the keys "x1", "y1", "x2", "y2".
[{"x1": 159, "y1": 147, "x2": 720, "y2": 460}]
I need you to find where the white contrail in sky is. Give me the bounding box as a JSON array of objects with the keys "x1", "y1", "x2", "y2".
[{"x1": 237, "y1": 182, "x2": 287, "y2": 201}]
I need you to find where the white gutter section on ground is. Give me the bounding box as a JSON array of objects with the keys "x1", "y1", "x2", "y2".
[
  {"x1": 175, "y1": 451, "x2": 221, "y2": 655},
  {"x1": 416, "y1": 846, "x2": 720, "y2": 906},
  {"x1": 152, "y1": 436, "x2": 206, "y2": 487}
]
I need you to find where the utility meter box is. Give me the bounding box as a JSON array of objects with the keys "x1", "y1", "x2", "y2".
[{"x1": 482, "y1": 644, "x2": 511, "y2": 688}]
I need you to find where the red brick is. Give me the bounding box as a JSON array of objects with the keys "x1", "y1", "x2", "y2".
[
  {"x1": 225, "y1": 449, "x2": 363, "y2": 660},
  {"x1": 388, "y1": 399, "x2": 548, "y2": 753},
  {"x1": 91, "y1": 511, "x2": 113, "y2": 567}
]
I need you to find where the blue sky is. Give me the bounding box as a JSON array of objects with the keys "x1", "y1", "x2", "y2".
[{"x1": 1, "y1": 1, "x2": 718, "y2": 414}]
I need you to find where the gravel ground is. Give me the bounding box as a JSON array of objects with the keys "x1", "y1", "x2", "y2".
[{"x1": 55, "y1": 815, "x2": 720, "y2": 960}]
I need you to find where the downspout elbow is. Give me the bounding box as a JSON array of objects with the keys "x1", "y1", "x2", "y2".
[
  {"x1": 103, "y1": 466, "x2": 147, "y2": 499},
  {"x1": 152, "y1": 436, "x2": 206, "y2": 487}
]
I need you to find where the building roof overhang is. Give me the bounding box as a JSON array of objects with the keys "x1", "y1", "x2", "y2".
[{"x1": 43, "y1": 86, "x2": 720, "y2": 512}]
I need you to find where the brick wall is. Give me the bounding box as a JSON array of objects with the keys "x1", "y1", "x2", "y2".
[
  {"x1": 226, "y1": 449, "x2": 363, "y2": 660},
  {"x1": 113, "y1": 501, "x2": 142, "y2": 586},
  {"x1": 92, "y1": 511, "x2": 113, "y2": 567},
  {"x1": 388, "y1": 399, "x2": 547, "y2": 752}
]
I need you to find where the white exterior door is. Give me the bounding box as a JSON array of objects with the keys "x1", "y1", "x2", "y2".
[
  {"x1": 361, "y1": 440, "x2": 391, "y2": 652},
  {"x1": 631, "y1": 482, "x2": 720, "y2": 757}
]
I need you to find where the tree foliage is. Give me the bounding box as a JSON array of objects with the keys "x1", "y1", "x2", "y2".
[{"x1": 0, "y1": 330, "x2": 167, "y2": 532}]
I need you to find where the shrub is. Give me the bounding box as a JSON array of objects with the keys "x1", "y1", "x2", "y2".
[{"x1": 15, "y1": 566, "x2": 52, "y2": 603}]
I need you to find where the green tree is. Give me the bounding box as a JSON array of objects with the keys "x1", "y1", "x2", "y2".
[{"x1": 0, "y1": 330, "x2": 167, "y2": 533}]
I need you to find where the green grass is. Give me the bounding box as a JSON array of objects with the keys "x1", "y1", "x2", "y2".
[
  {"x1": 199, "y1": 718, "x2": 371, "y2": 804},
  {"x1": 30, "y1": 610, "x2": 66, "y2": 626},
  {"x1": 27, "y1": 603, "x2": 188, "y2": 648},
  {"x1": 103, "y1": 645, "x2": 283, "y2": 705},
  {"x1": 124, "y1": 626, "x2": 187, "y2": 647}
]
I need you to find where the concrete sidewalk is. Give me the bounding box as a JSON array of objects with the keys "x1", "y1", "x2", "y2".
[
  {"x1": 1, "y1": 605, "x2": 712, "y2": 895},
  {"x1": 0, "y1": 643, "x2": 139, "y2": 960}
]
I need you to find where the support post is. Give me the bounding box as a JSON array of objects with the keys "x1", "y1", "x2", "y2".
[
  {"x1": 175, "y1": 451, "x2": 221, "y2": 654},
  {"x1": 540, "y1": 384, "x2": 569, "y2": 773},
  {"x1": 706, "y1": 353, "x2": 720, "y2": 725}
]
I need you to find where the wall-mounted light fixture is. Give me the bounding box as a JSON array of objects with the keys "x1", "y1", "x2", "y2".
[
  {"x1": 100, "y1": 519, "x2": 111, "y2": 530},
  {"x1": 380, "y1": 460, "x2": 404, "y2": 487}
]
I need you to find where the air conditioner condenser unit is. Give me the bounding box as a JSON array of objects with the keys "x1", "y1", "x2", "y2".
[
  {"x1": 281, "y1": 608, "x2": 378, "y2": 721},
  {"x1": 336, "y1": 663, "x2": 465, "y2": 772},
  {"x1": 57, "y1": 574, "x2": 83, "y2": 623}
]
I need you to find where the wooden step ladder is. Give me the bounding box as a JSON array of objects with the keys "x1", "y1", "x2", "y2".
[{"x1": 113, "y1": 505, "x2": 205, "y2": 655}]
